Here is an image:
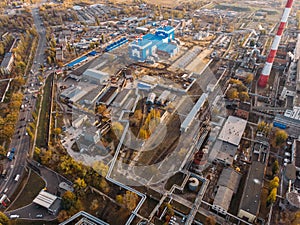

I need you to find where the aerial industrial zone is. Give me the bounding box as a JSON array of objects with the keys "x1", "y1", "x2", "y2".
[{"x1": 0, "y1": 0, "x2": 300, "y2": 225}]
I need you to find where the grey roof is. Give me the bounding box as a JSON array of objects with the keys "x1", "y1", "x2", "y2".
[
  {"x1": 218, "y1": 116, "x2": 247, "y2": 146},
  {"x1": 213, "y1": 186, "x2": 234, "y2": 211},
  {"x1": 284, "y1": 164, "x2": 296, "y2": 181},
  {"x1": 83, "y1": 69, "x2": 109, "y2": 80},
  {"x1": 239, "y1": 161, "x2": 265, "y2": 215},
  {"x1": 286, "y1": 191, "x2": 300, "y2": 209},
  {"x1": 0, "y1": 52, "x2": 13, "y2": 68},
  {"x1": 181, "y1": 93, "x2": 208, "y2": 132},
  {"x1": 217, "y1": 167, "x2": 241, "y2": 193}
]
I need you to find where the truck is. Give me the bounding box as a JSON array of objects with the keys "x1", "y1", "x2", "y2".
[
  {"x1": 273, "y1": 122, "x2": 287, "y2": 129},
  {"x1": 8, "y1": 152, "x2": 14, "y2": 161}
]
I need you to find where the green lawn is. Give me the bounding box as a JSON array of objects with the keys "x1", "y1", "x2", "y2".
[
  {"x1": 36, "y1": 74, "x2": 53, "y2": 148},
  {"x1": 8, "y1": 171, "x2": 45, "y2": 211}
]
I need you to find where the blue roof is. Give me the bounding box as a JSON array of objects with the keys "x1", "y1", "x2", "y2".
[
  {"x1": 132, "y1": 39, "x2": 152, "y2": 47},
  {"x1": 158, "y1": 26, "x2": 174, "y2": 32},
  {"x1": 67, "y1": 56, "x2": 88, "y2": 67},
  {"x1": 143, "y1": 33, "x2": 163, "y2": 42},
  {"x1": 88, "y1": 51, "x2": 97, "y2": 56},
  {"x1": 157, "y1": 43, "x2": 177, "y2": 54}
]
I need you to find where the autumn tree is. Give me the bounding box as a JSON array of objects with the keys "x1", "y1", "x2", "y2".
[
  {"x1": 61, "y1": 191, "x2": 76, "y2": 210},
  {"x1": 205, "y1": 215, "x2": 216, "y2": 225},
  {"x1": 57, "y1": 210, "x2": 69, "y2": 222},
  {"x1": 112, "y1": 121, "x2": 124, "y2": 137},
  {"x1": 272, "y1": 160, "x2": 280, "y2": 175},
  {"x1": 239, "y1": 91, "x2": 250, "y2": 102},
  {"x1": 0, "y1": 212, "x2": 10, "y2": 225},
  {"x1": 226, "y1": 87, "x2": 239, "y2": 99},
  {"x1": 92, "y1": 161, "x2": 108, "y2": 177},
  {"x1": 267, "y1": 188, "x2": 277, "y2": 204},
  {"x1": 269, "y1": 176, "x2": 279, "y2": 190},
  {"x1": 245, "y1": 73, "x2": 254, "y2": 84},
  {"x1": 274, "y1": 129, "x2": 288, "y2": 147},
  {"x1": 90, "y1": 199, "x2": 99, "y2": 211},
  {"x1": 53, "y1": 127, "x2": 62, "y2": 135},
  {"x1": 74, "y1": 177, "x2": 87, "y2": 191}
]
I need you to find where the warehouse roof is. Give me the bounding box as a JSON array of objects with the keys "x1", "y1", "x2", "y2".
[
  {"x1": 213, "y1": 186, "x2": 234, "y2": 211},
  {"x1": 218, "y1": 116, "x2": 247, "y2": 146},
  {"x1": 157, "y1": 43, "x2": 178, "y2": 54},
  {"x1": 239, "y1": 161, "x2": 265, "y2": 215},
  {"x1": 83, "y1": 69, "x2": 109, "y2": 80},
  {"x1": 217, "y1": 167, "x2": 241, "y2": 193},
  {"x1": 181, "y1": 93, "x2": 208, "y2": 132}
]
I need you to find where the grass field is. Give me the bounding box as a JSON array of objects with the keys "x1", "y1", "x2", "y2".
[
  {"x1": 36, "y1": 74, "x2": 53, "y2": 148},
  {"x1": 8, "y1": 171, "x2": 45, "y2": 211}
]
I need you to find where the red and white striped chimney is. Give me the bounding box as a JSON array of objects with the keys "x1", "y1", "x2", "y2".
[{"x1": 258, "y1": 0, "x2": 294, "y2": 88}]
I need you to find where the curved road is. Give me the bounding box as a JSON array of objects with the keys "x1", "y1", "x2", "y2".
[{"x1": 0, "y1": 2, "x2": 48, "y2": 202}]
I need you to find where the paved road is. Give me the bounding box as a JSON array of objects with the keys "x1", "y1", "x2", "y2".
[
  {"x1": 6, "y1": 161, "x2": 73, "y2": 220},
  {"x1": 0, "y1": 2, "x2": 48, "y2": 202}
]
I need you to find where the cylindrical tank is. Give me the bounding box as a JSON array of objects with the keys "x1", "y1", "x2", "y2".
[{"x1": 188, "y1": 177, "x2": 199, "y2": 192}]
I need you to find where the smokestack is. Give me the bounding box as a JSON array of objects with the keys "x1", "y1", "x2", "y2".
[{"x1": 258, "y1": 0, "x2": 294, "y2": 88}]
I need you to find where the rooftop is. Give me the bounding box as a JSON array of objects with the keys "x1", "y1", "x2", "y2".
[
  {"x1": 83, "y1": 69, "x2": 110, "y2": 80},
  {"x1": 286, "y1": 191, "x2": 300, "y2": 209},
  {"x1": 33, "y1": 190, "x2": 59, "y2": 210},
  {"x1": 239, "y1": 161, "x2": 265, "y2": 215},
  {"x1": 217, "y1": 167, "x2": 241, "y2": 193},
  {"x1": 213, "y1": 186, "x2": 234, "y2": 211},
  {"x1": 218, "y1": 116, "x2": 247, "y2": 146},
  {"x1": 0, "y1": 52, "x2": 13, "y2": 68}
]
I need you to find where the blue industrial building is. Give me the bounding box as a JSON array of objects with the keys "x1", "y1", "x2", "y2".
[{"x1": 128, "y1": 26, "x2": 179, "y2": 62}]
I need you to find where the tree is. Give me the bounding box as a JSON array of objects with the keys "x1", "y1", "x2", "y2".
[
  {"x1": 272, "y1": 160, "x2": 280, "y2": 175},
  {"x1": 92, "y1": 161, "x2": 108, "y2": 177},
  {"x1": 112, "y1": 121, "x2": 124, "y2": 137},
  {"x1": 226, "y1": 87, "x2": 239, "y2": 99},
  {"x1": 274, "y1": 129, "x2": 288, "y2": 147},
  {"x1": 239, "y1": 91, "x2": 250, "y2": 102},
  {"x1": 139, "y1": 128, "x2": 149, "y2": 140},
  {"x1": 61, "y1": 191, "x2": 76, "y2": 210},
  {"x1": 53, "y1": 128, "x2": 62, "y2": 135},
  {"x1": 74, "y1": 177, "x2": 87, "y2": 190},
  {"x1": 0, "y1": 211, "x2": 9, "y2": 225},
  {"x1": 116, "y1": 195, "x2": 123, "y2": 204},
  {"x1": 245, "y1": 73, "x2": 254, "y2": 84},
  {"x1": 267, "y1": 188, "x2": 277, "y2": 204},
  {"x1": 205, "y1": 215, "x2": 216, "y2": 225},
  {"x1": 57, "y1": 210, "x2": 69, "y2": 222},
  {"x1": 90, "y1": 199, "x2": 99, "y2": 211},
  {"x1": 123, "y1": 191, "x2": 139, "y2": 211},
  {"x1": 269, "y1": 176, "x2": 279, "y2": 190}
]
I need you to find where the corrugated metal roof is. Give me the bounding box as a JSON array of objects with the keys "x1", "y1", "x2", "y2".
[{"x1": 33, "y1": 190, "x2": 58, "y2": 209}]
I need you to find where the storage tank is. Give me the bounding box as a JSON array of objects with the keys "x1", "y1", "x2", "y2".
[
  {"x1": 188, "y1": 177, "x2": 199, "y2": 192},
  {"x1": 146, "y1": 92, "x2": 156, "y2": 105}
]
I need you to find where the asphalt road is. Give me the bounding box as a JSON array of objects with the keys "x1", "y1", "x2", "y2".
[{"x1": 0, "y1": 3, "x2": 48, "y2": 202}]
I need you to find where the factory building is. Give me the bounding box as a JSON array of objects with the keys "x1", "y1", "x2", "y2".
[
  {"x1": 82, "y1": 69, "x2": 110, "y2": 85},
  {"x1": 128, "y1": 26, "x2": 179, "y2": 62}
]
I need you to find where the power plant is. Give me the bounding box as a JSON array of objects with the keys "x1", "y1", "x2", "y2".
[{"x1": 258, "y1": 0, "x2": 294, "y2": 87}]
